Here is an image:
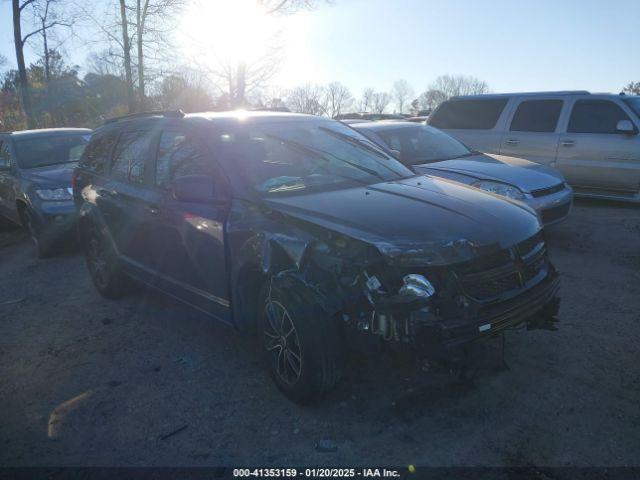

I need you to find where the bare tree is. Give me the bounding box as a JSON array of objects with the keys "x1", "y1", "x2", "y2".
[
  {"x1": 429, "y1": 74, "x2": 489, "y2": 98},
  {"x1": 203, "y1": 42, "x2": 282, "y2": 109},
  {"x1": 391, "y1": 79, "x2": 413, "y2": 114},
  {"x1": 323, "y1": 81, "x2": 353, "y2": 118},
  {"x1": 358, "y1": 87, "x2": 374, "y2": 112},
  {"x1": 371, "y1": 91, "x2": 391, "y2": 114},
  {"x1": 286, "y1": 84, "x2": 326, "y2": 115},
  {"x1": 29, "y1": 0, "x2": 77, "y2": 125},
  {"x1": 418, "y1": 88, "x2": 447, "y2": 111},
  {"x1": 623, "y1": 81, "x2": 640, "y2": 95},
  {"x1": 118, "y1": 0, "x2": 135, "y2": 112},
  {"x1": 132, "y1": 0, "x2": 184, "y2": 107},
  {"x1": 258, "y1": 0, "x2": 321, "y2": 15},
  {"x1": 86, "y1": 50, "x2": 125, "y2": 77},
  {"x1": 200, "y1": 0, "x2": 326, "y2": 108}
]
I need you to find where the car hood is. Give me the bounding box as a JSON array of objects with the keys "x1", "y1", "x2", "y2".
[
  {"x1": 263, "y1": 175, "x2": 541, "y2": 266},
  {"x1": 414, "y1": 153, "x2": 564, "y2": 192},
  {"x1": 21, "y1": 163, "x2": 75, "y2": 189}
]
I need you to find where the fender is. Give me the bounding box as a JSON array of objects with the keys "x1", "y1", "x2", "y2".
[{"x1": 77, "y1": 201, "x2": 121, "y2": 257}]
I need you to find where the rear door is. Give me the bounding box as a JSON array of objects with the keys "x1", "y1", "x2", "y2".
[
  {"x1": 428, "y1": 98, "x2": 509, "y2": 153},
  {"x1": 556, "y1": 98, "x2": 640, "y2": 191},
  {"x1": 147, "y1": 128, "x2": 232, "y2": 323},
  {"x1": 499, "y1": 98, "x2": 565, "y2": 167},
  {"x1": 97, "y1": 128, "x2": 159, "y2": 277}
]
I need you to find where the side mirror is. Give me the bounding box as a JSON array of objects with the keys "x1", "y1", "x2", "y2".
[
  {"x1": 616, "y1": 120, "x2": 637, "y2": 135},
  {"x1": 172, "y1": 174, "x2": 217, "y2": 203},
  {"x1": 390, "y1": 149, "x2": 402, "y2": 159}
]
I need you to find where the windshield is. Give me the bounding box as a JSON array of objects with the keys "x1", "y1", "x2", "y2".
[
  {"x1": 623, "y1": 97, "x2": 640, "y2": 118},
  {"x1": 14, "y1": 133, "x2": 90, "y2": 169},
  {"x1": 215, "y1": 120, "x2": 413, "y2": 195},
  {"x1": 374, "y1": 125, "x2": 472, "y2": 165}
]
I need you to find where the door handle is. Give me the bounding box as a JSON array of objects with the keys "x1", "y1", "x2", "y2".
[
  {"x1": 145, "y1": 205, "x2": 160, "y2": 215},
  {"x1": 505, "y1": 139, "x2": 519, "y2": 146},
  {"x1": 561, "y1": 140, "x2": 575, "y2": 147},
  {"x1": 98, "y1": 188, "x2": 117, "y2": 197}
]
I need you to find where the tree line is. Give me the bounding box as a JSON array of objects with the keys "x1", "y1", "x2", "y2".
[{"x1": 2, "y1": 0, "x2": 638, "y2": 131}]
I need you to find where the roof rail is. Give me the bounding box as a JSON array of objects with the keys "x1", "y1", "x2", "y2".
[{"x1": 102, "y1": 110, "x2": 185, "y2": 125}]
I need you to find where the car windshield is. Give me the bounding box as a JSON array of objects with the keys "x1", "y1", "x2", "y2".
[
  {"x1": 14, "y1": 133, "x2": 90, "y2": 169},
  {"x1": 215, "y1": 120, "x2": 413, "y2": 195},
  {"x1": 375, "y1": 125, "x2": 473, "y2": 165},
  {"x1": 623, "y1": 97, "x2": 640, "y2": 118}
]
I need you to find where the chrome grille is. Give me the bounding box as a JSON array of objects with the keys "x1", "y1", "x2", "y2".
[{"x1": 531, "y1": 183, "x2": 565, "y2": 198}]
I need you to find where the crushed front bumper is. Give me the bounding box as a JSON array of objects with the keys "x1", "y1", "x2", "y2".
[{"x1": 404, "y1": 267, "x2": 560, "y2": 358}]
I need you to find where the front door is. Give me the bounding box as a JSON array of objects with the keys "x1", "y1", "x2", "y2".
[
  {"x1": 555, "y1": 99, "x2": 640, "y2": 191},
  {"x1": 148, "y1": 129, "x2": 231, "y2": 323}
]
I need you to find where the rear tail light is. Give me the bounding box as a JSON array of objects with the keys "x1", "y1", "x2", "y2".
[{"x1": 71, "y1": 171, "x2": 77, "y2": 191}]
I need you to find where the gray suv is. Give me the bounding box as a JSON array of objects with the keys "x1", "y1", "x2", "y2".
[{"x1": 428, "y1": 91, "x2": 640, "y2": 202}]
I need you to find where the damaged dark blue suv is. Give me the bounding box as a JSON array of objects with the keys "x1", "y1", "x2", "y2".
[{"x1": 73, "y1": 110, "x2": 560, "y2": 403}]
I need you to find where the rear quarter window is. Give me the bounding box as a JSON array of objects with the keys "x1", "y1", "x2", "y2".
[
  {"x1": 429, "y1": 99, "x2": 508, "y2": 130},
  {"x1": 79, "y1": 132, "x2": 117, "y2": 175}
]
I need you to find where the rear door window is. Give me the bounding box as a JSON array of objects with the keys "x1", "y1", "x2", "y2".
[
  {"x1": 111, "y1": 130, "x2": 155, "y2": 184},
  {"x1": 80, "y1": 132, "x2": 117, "y2": 175},
  {"x1": 567, "y1": 100, "x2": 631, "y2": 134},
  {"x1": 155, "y1": 130, "x2": 214, "y2": 189},
  {"x1": 429, "y1": 99, "x2": 508, "y2": 130},
  {"x1": 510, "y1": 100, "x2": 563, "y2": 132}
]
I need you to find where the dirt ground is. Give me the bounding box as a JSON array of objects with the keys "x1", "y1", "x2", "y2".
[{"x1": 0, "y1": 199, "x2": 639, "y2": 467}]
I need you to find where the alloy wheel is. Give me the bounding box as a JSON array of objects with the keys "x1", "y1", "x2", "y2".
[
  {"x1": 264, "y1": 299, "x2": 303, "y2": 385},
  {"x1": 87, "y1": 235, "x2": 110, "y2": 290},
  {"x1": 23, "y1": 211, "x2": 39, "y2": 250}
]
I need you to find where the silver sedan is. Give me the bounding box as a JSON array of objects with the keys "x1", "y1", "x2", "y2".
[{"x1": 352, "y1": 121, "x2": 573, "y2": 226}]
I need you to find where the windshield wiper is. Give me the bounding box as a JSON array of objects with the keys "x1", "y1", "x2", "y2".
[{"x1": 263, "y1": 134, "x2": 386, "y2": 181}]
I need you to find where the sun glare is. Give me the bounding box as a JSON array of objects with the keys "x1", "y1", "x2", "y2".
[{"x1": 178, "y1": 0, "x2": 284, "y2": 68}]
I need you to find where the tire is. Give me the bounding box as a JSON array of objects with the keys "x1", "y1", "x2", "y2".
[
  {"x1": 260, "y1": 282, "x2": 343, "y2": 404},
  {"x1": 83, "y1": 225, "x2": 127, "y2": 299},
  {"x1": 21, "y1": 208, "x2": 51, "y2": 258}
]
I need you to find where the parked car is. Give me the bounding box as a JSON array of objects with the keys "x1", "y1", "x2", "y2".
[
  {"x1": 74, "y1": 110, "x2": 560, "y2": 403},
  {"x1": 352, "y1": 121, "x2": 573, "y2": 225},
  {"x1": 0, "y1": 128, "x2": 92, "y2": 256},
  {"x1": 427, "y1": 91, "x2": 640, "y2": 202},
  {"x1": 335, "y1": 112, "x2": 407, "y2": 121}
]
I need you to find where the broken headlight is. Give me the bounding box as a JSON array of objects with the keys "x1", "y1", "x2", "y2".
[
  {"x1": 399, "y1": 274, "x2": 435, "y2": 298},
  {"x1": 472, "y1": 180, "x2": 525, "y2": 200}
]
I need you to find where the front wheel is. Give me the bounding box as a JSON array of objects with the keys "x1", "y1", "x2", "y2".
[
  {"x1": 260, "y1": 283, "x2": 343, "y2": 404},
  {"x1": 84, "y1": 225, "x2": 127, "y2": 299},
  {"x1": 22, "y1": 208, "x2": 51, "y2": 258}
]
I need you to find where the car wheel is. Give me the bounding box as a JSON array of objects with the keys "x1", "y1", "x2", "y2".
[
  {"x1": 260, "y1": 282, "x2": 343, "y2": 404},
  {"x1": 22, "y1": 208, "x2": 51, "y2": 258},
  {"x1": 84, "y1": 225, "x2": 127, "y2": 299}
]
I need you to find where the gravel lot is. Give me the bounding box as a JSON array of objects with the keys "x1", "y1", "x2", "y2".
[{"x1": 1, "y1": 199, "x2": 639, "y2": 467}]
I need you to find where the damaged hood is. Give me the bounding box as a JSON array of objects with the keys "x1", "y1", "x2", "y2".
[
  {"x1": 263, "y1": 175, "x2": 541, "y2": 266},
  {"x1": 415, "y1": 153, "x2": 565, "y2": 192}
]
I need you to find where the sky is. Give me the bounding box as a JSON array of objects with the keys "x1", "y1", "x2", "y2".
[{"x1": 1, "y1": 0, "x2": 639, "y2": 97}]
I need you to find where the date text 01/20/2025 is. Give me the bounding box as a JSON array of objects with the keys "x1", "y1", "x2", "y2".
[{"x1": 232, "y1": 468, "x2": 404, "y2": 477}]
